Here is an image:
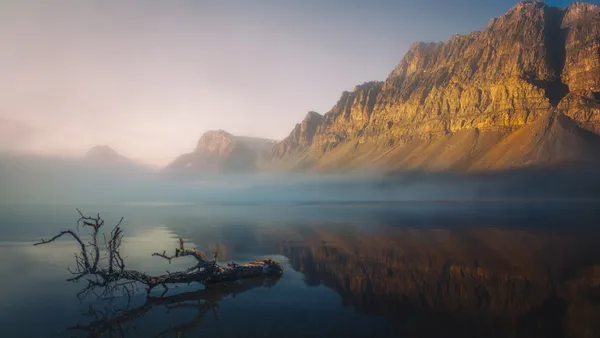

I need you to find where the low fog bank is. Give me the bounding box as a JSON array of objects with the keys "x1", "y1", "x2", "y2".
[{"x1": 1, "y1": 153, "x2": 599, "y2": 205}]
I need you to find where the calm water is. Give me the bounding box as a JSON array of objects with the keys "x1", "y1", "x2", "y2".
[{"x1": 1, "y1": 202, "x2": 600, "y2": 338}]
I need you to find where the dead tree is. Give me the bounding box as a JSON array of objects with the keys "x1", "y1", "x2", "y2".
[{"x1": 34, "y1": 209, "x2": 284, "y2": 299}]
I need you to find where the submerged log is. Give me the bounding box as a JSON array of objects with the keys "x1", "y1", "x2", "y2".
[{"x1": 33, "y1": 210, "x2": 283, "y2": 298}]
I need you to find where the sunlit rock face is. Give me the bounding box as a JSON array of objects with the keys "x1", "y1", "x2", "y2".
[
  {"x1": 272, "y1": 111, "x2": 324, "y2": 158},
  {"x1": 272, "y1": 1, "x2": 600, "y2": 172},
  {"x1": 165, "y1": 130, "x2": 275, "y2": 175}
]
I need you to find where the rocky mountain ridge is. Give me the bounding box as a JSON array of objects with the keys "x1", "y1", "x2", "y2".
[
  {"x1": 270, "y1": 0, "x2": 600, "y2": 172},
  {"x1": 164, "y1": 130, "x2": 275, "y2": 175}
]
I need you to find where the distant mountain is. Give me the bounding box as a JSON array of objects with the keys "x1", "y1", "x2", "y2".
[
  {"x1": 269, "y1": 1, "x2": 600, "y2": 172},
  {"x1": 163, "y1": 130, "x2": 275, "y2": 176},
  {"x1": 85, "y1": 145, "x2": 131, "y2": 163},
  {"x1": 84, "y1": 144, "x2": 154, "y2": 171},
  {"x1": 0, "y1": 151, "x2": 156, "y2": 205}
]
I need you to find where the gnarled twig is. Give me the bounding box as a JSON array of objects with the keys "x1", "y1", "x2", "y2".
[{"x1": 34, "y1": 210, "x2": 284, "y2": 299}]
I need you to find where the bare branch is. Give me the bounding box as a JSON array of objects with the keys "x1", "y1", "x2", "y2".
[
  {"x1": 34, "y1": 210, "x2": 284, "y2": 300},
  {"x1": 34, "y1": 230, "x2": 91, "y2": 270},
  {"x1": 151, "y1": 238, "x2": 208, "y2": 264}
]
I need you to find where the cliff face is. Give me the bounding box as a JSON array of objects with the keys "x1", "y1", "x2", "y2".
[
  {"x1": 165, "y1": 130, "x2": 275, "y2": 176},
  {"x1": 272, "y1": 1, "x2": 600, "y2": 172},
  {"x1": 559, "y1": 2, "x2": 600, "y2": 133},
  {"x1": 272, "y1": 111, "x2": 323, "y2": 158}
]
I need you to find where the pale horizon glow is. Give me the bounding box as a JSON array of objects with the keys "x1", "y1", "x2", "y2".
[{"x1": 0, "y1": 0, "x2": 583, "y2": 166}]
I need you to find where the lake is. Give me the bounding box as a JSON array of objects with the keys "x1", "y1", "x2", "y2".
[{"x1": 1, "y1": 201, "x2": 599, "y2": 338}]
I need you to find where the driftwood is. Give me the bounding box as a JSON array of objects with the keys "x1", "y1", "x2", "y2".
[{"x1": 34, "y1": 210, "x2": 284, "y2": 299}]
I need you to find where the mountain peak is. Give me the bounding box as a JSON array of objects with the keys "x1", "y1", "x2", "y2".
[
  {"x1": 195, "y1": 130, "x2": 236, "y2": 154},
  {"x1": 201, "y1": 129, "x2": 233, "y2": 138},
  {"x1": 352, "y1": 81, "x2": 384, "y2": 92},
  {"x1": 166, "y1": 131, "x2": 275, "y2": 176},
  {"x1": 513, "y1": 0, "x2": 546, "y2": 9},
  {"x1": 86, "y1": 145, "x2": 121, "y2": 159},
  {"x1": 304, "y1": 111, "x2": 323, "y2": 121},
  {"x1": 270, "y1": 0, "x2": 600, "y2": 172},
  {"x1": 563, "y1": 2, "x2": 600, "y2": 26},
  {"x1": 85, "y1": 145, "x2": 139, "y2": 167}
]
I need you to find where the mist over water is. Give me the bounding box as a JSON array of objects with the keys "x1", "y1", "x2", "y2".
[
  {"x1": 1, "y1": 0, "x2": 599, "y2": 336},
  {"x1": 1, "y1": 152, "x2": 600, "y2": 337},
  {"x1": 1, "y1": 152, "x2": 599, "y2": 206}
]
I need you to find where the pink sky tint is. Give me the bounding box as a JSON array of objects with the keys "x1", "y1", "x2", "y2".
[{"x1": 0, "y1": 0, "x2": 534, "y2": 166}]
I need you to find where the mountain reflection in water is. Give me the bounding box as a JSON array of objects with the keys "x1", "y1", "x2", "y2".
[
  {"x1": 0, "y1": 202, "x2": 599, "y2": 337},
  {"x1": 167, "y1": 202, "x2": 600, "y2": 338}
]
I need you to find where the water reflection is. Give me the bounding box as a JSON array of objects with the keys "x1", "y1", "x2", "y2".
[
  {"x1": 1, "y1": 202, "x2": 600, "y2": 337},
  {"x1": 163, "y1": 203, "x2": 600, "y2": 338},
  {"x1": 71, "y1": 277, "x2": 280, "y2": 338},
  {"x1": 280, "y1": 226, "x2": 600, "y2": 338}
]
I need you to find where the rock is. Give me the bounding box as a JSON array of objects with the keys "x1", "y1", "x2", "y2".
[
  {"x1": 271, "y1": 1, "x2": 600, "y2": 172},
  {"x1": 272, "y1": 111, "x2": 323, "y2": 158},
  {"x1": 165, "y1": 130, "x2": 275, "y2": 176}
]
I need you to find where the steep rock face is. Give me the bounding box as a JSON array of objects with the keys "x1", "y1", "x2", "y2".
[
  {"x1": 559, "y1": 2, "x2": 600, "y2": 133},
  {"x1": 272, "y1": 111, "x2": 323, "y2": 158},
  {"x1": 561, "y1": 2, "x2": 600, "y2": 92},
  {"x1": 378, "y1": 0, "x2": 556, "y2": 137},
  {"x1": 272, "y1": 1, "x2": 600, "y2": 172},
  {"x1": 315, "y1": 82, "x2": 384, "y2": 150},
  {"x1": 165, "y1": 130, "x2": 275, "y2": 176}
]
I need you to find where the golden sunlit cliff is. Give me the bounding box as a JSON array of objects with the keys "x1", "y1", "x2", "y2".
[{"x1": 270, "y1": 1, "x2": 600, "y2": 172}]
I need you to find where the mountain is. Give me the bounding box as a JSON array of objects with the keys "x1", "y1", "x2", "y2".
[
  {"x1": 271, "y1": 1, "x2": 600, "y2": 172},
  {"x1": 84, "y1": 145, "x2": 155, "y2": 174},
  {"x1": 85, "y1": 145, "x2": 133, "y2": 164},
  {"x1": 164, "y1": 130, "x2": 275, "y2": 176},
  {"x1": 0, "y1": 150, "x2": 156, "y2": 205}
]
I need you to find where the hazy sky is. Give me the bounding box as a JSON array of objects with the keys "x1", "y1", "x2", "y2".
[{"x1": 0, "y1": 0, "x2": 589, "y2": 165}]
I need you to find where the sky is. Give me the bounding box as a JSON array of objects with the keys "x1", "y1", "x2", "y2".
[{"x1": 0, "y1": 0, "x2": 593, "y2": 166}]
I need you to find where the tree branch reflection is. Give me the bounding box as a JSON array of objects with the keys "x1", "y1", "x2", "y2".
[{"x1": 69, "y1": 276, "x2": 279, "y2": 338}]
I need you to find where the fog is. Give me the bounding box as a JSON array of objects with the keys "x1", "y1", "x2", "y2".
[
  {"x1": 0, "y1": 1, "x2": 526, "y2": 166},
  {"x1": 1, "y1": 153, "x2": 598, "y2": 206}
]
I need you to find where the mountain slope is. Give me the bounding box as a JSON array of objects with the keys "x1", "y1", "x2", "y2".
[
  {"x1": 83, "y1": 145, "x2": 154, "y2": 172},
  {"x1": 474, "y1": 110, "x2": 600, "y2": 169},
  {"x1": 164, "y1": 130, "x2": 275, "y2": 176},
  {"x1": 271, "y1": 0, "x2": 600, "y2": 172},
  {"x1": 86, "y1": 145, "x2": 132, "y2": 164}
]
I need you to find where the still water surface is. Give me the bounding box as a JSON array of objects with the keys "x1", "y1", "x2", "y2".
[{"x1": 0, "y1": 202, "x2": 599, "y2": 337}]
